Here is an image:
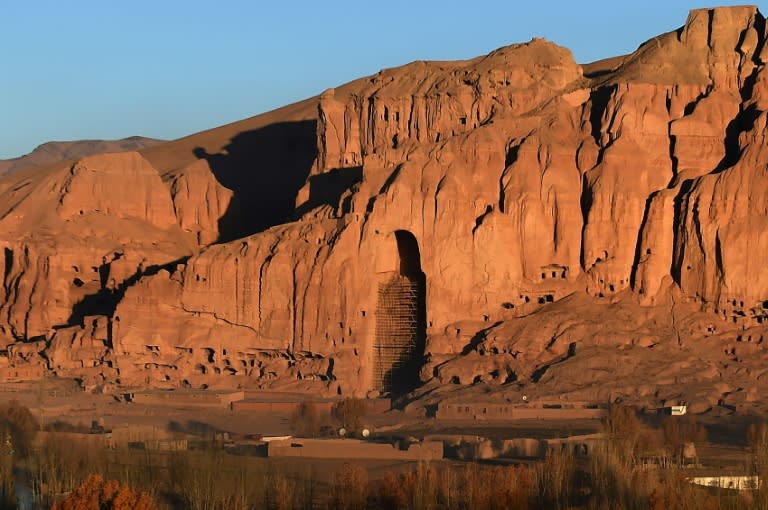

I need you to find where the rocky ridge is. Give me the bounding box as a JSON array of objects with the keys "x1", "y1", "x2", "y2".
[
  {"x1": 0, "y1": 136, "x2": 162, "y2": 178},
  {"x1": 0, "y1": 6, "x2": 767, "y2": 414}
]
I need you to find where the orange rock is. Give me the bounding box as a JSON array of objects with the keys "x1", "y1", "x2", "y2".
[{"x1": 0, "y1": 7, "x2": 766, "y2": 411}]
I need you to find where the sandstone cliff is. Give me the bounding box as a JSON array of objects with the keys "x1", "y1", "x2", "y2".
[{"x1": 1, "y1": 6, "x2": 767, "y2": 413}]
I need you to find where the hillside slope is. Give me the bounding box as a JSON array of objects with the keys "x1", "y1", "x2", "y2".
[{"x1": 0, "y1": 136, "x2": 163, "y2": 178}]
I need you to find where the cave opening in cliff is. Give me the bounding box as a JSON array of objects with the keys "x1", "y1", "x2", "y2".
[
  {"x1": 3, "y1": 248, "x2": 12, "y2": 283},
  {"x1": 373, "y1": 230, "x2": 427, "y2": 395}
]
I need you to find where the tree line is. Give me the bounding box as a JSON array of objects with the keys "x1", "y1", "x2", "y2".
[{"x1": 0, "y1": 400, "x2": 766, "y2": 509}]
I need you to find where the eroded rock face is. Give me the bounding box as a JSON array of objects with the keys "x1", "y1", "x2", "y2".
[
  {"x1": 166, "y1": 159, "x2": 234, "y2": 245},
  {"x1": 0, "y1": 152, "x2": 194, "y2": 342},
  {"x1": 674, "y1": 113, "x2": 768, "y2": 309},
  {"x1": 311, "y1": 39, "x2": 582, "y2": 177},
  {"x1": 0, "y1": 7, "x2": 767, "y2": 410},
  {"x1": 56, "y1": 152, "x2": 178, "y2": 227}
]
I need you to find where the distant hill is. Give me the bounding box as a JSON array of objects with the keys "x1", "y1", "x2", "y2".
[{"x1": 0, "y1": 136, "x2": 163, "y2": 177}]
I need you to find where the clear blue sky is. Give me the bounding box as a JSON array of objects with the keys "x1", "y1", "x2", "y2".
[{"x1": 1, "y1": 1, "x2": 764, "y2": 159}]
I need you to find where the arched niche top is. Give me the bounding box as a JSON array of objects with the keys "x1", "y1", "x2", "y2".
[
  {"x1": 373, "y1": 229, "x2": 424, "y2": 277},
  {"x1": 394, "y1": 230, "x2": 422, "y2": 278}
]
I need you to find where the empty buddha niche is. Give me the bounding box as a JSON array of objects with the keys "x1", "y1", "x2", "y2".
[{"x1": 373, "y1": 230, "x2": 426, "y2": 394}]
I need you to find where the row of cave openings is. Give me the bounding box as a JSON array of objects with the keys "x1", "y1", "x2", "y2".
[
  {"x1": 139, "y1": 347, "x2": 331, "y2": 382},
  {"x1": 716, "y1": 298, "x2": 768, "y2": 327}
]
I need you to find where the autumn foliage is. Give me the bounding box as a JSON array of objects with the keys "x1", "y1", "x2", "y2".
[{"x1": 52, "y1": 475, "x2": 155, "y2": 510}]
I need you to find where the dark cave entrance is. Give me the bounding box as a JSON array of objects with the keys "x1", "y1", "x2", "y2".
[{"x1": 373, "y1": 230, "x2": 427, "y2": 395}]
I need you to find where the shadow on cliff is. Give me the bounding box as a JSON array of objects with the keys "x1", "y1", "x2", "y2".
[
  {"x1": 193, "y1": 120, "x2": 318, "y2": 242},
  {"x1": 64, "y1": 257, "x2": 189, "y2": 339},
  {"x1": 294, "y1": 166, "x2": 363, "y2": 218}
]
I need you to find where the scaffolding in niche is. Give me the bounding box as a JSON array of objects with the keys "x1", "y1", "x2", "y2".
[{"x1": 373, "y1": 275, "x2": 422, "y2": 393}]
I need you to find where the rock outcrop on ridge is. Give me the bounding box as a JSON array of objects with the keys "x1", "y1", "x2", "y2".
[
  {"x1": 0, "y1": 136, "x2": 163, "y2": 178},
  {"x1": 1, "y1": 6, "x2": 767, "y2": 414}
]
